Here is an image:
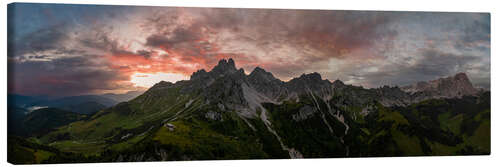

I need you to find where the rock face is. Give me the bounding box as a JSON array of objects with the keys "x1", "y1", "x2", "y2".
[
  {"x1": 247, "y1": 67, "x2": 286, "y2": 100},
  {"x1": 286, "y1": 72, "x2": 332, "y2": 94},
  {"x1": 205, "y1": 111, "x2": 223, "y2": 121},
  {"x1": 401, "y1": 73, "x2": 478, "y2": 98},
  {"x1": 292, "y1": 105, "x2": 317, "y2": 121},
  {"x1": 210, "y1": 58, "x2": 238, "y2": 76}
]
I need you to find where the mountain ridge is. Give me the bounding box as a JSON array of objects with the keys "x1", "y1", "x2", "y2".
[{"x1": 149, "y1": 58, "x2": 479, "y2": 108}]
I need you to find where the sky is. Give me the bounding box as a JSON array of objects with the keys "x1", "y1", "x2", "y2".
[{"x1": 7, "y1": 3, "x2": 490, "y2": 97}]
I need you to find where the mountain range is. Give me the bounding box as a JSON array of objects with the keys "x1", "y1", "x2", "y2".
[
  {"x1": 8, "y1": 91, "x2": 144, "y2": 114},
  {"x1": 8, "y1": 58, "x2": 490, "y2": 164}
]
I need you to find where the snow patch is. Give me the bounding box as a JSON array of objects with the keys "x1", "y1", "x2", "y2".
[
  {"x1": 121, "y1": 133, "x2": 133, "y2": 140},
  {"x1": 185, "y1": 99, "x2": 194, "y2": 108}
]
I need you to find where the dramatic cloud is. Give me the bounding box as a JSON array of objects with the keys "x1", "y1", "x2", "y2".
[{"x1": 7, "y1": 4, "x2": 490, "y2": 96}]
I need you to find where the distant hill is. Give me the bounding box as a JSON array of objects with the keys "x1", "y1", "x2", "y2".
[
  {"x1": 7, "y1": 94, "x2": 51, "y2": 108},
  {"x1": 28, "y1": 95, "x2": 117, "y2": 115},
  {"x1": 22, "y1": 108, "x2": 87, "y2": 136},
  {"x1": 100, "y1": 91, "x2": 144, "y2": 103}
]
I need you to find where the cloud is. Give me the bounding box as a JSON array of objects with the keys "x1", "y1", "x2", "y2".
[
  {"x1": 7, "y1": 5, "x2": 491, "y2": 96},
  {"x1": 8, "y1": 23, "x2": 144, "y2": 96},
  {"x1": 9, "y1": 23, "x2": 70, "y2": 59},
  {"x1": 456, "y1": 13, "x2": 490, "y2": 52},
  {"x1": 145, "y1": 27, "x2": 202, "y2": 49},
  {"x1": 138, "y1": 9, "x2": 398, "y2": 79},
  {"x1": 8, "y1": 54, "x2": 137, "y2": 96},
  {"x1": 325, "y1": 48, "x2": 487, "y2": 88}
]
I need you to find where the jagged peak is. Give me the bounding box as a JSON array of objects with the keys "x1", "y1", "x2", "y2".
[
  {"x1": 148, "y1": 81, "x2": 174, "y2": 91},
  {"x1": 218, "y1": 59, "x2": 227, "y2": 65},
  {"x1": 195, "y1": 69, "x2": 207, "y2": 73},
  {"x1": 332, "y1": 79, "x2": 345, "y2": 87},
  {"x1": 192, "y1": 69, "x2": 207, "y2": 76},
  {"x1": 228, "y1": 58, "x2": 235, "y2": 66},
  {"x1": 287, "y1": 72, "x2": 332, "y2": 89},
  {"x1": 401, "y1": 72, "x2": 478, "y2": 97},
  {"x1": 237, "y1": 68, "x2": 245, "y2": 74},
  {"x1": 296, "y1": 72, "x2": 323, "y2": 81},
  {"x1": 251, "y1": 66, "x2": 266, "y2": 73},
  {"x1": 249, "y1": 66, "x2": 281, "y2": 83},
  {"x1": 429, "y1": 72, "x2": 473, "y2": 86},
  {"x1": 211, "y1": 58, "x2": 237, "y2": 73},
  {"x1": 190, "y1": 69, "x2": 208, "y2": 80},
  {"x1": 217, "y1": 58, "x2": 236, "y2": 68},
  {"x1": 453, "y1": 72, "x2": 469, "y2": 81},
  {"x1": 155, "y1": 81, "x2": 173, "y2": 86},
  {"x1": 250, "y1": 66, "x2": 271, "y2": 76}
]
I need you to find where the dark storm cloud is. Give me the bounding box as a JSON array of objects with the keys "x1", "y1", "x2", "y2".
[
  {"x1": 9, "y1": 23, "x2": 70, "y2": 58},
  {"x1": 78, "y1": 28, "x2": 129, "y2": 55},
  {"x1": 412, "y1": 49, "x2": 479, "y2": 76},
  {"x1": 8, "y1": 24, "x2": 140, "y2": 96},
  {"x1": 9, "y1": 54, "x2": 132, "y2": 96},
  {"x1": 340, "y1": 48, "x2": 484, "y2": 88},
  {"x1": 145, "y1": 28, "x2": 202, "y2": 48}
]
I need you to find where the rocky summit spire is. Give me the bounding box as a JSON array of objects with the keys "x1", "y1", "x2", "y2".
[
  {"x1": 211, "y1": 58, "x2": 237, "y2": 75},
  {"x1": 227, "y1": 58, "x2": 235, "y2": 67}
]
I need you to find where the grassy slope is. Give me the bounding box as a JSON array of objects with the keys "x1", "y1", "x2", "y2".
[
  {"x1": 33, "y1": 83, "x2": 287, "y2": 161},
  {"x1": 37, "y1": 86, "x2": 195, "y2": 155},
  {"x1": 15, "y1": 90, "x2": 490, "y2": 163}
]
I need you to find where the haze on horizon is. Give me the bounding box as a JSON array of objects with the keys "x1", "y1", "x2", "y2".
[{"x1": 7, "y1": 3, "x2": 490, "y2": 96}]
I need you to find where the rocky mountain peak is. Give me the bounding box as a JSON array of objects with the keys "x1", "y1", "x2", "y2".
[
  {"x1": 190, "y1": 69, "x2": 208, "y2": 80},
  {"x1": 147, "y1": 81, "x2": 175, "y2": 93},
  {"x1": 401, "y1": 72, "x2": 478, "y2": 98},
  {"x1": 228, "y1": 58, "x2": 235, "y2": 66},
  {"x1": 453, "y1": 72, "x2": 469, "y2": 82},
  {"x1": 249, "y1": 66, "x2": 279, "y2": 83},
  {"x1": 189, "y1": 58, "x2": 238, "y2": 86},
  {"x1": 247, "y1": 66, "x2": 285, "y2": 100},
  {"x1": 332, "y1": 79, "x2": 345, "y2": 88},
  {"x1": 286, "y1": 72, "x2": 333, "y2": 97},
  {"x1": 211, "y1": 58, "x2": 237, "y2": 74},
  {"x1": 251, "y1": 66, "x2": 266, "y2": 74},
  {"x1": 293, "y1": 72, "x2": 323, "y2": 82}
]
